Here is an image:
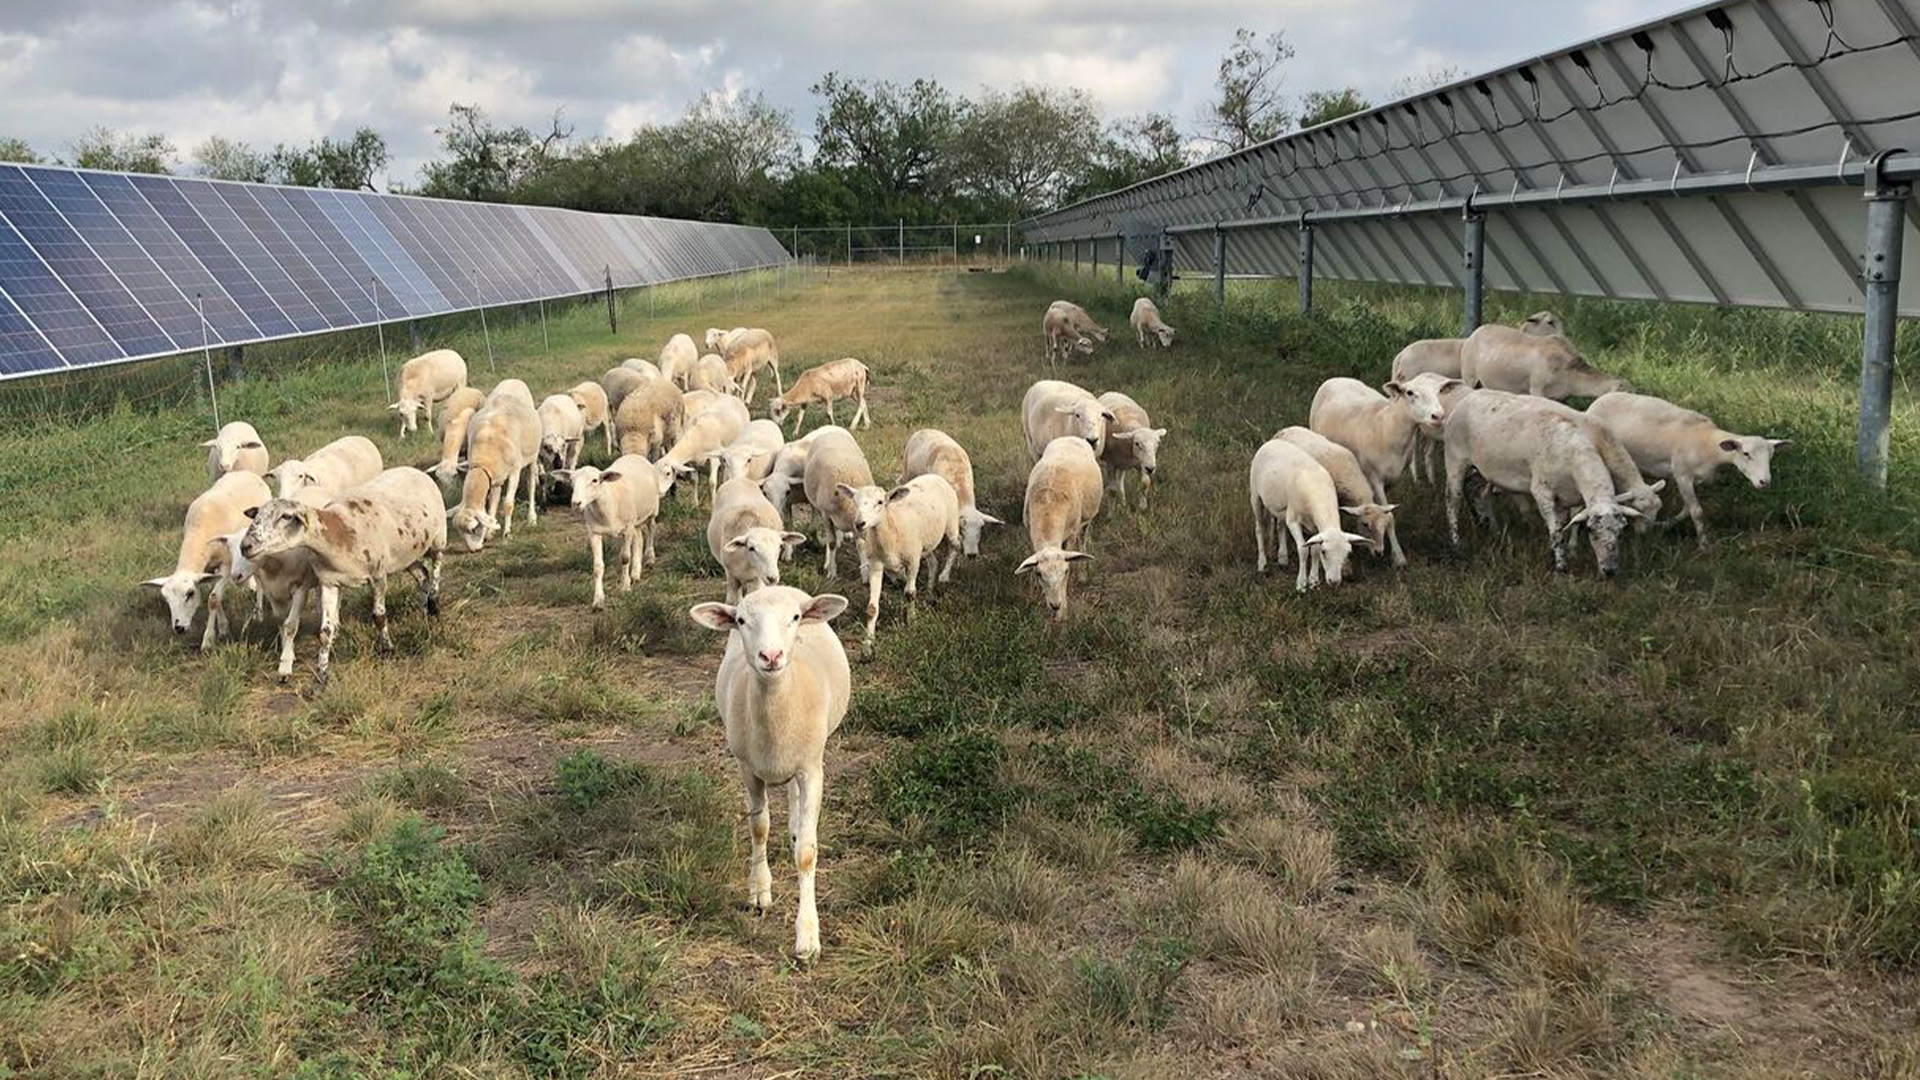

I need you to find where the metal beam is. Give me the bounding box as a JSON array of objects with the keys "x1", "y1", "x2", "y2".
[{"x1": 1452, "y1": 91, "x2": 1608, "y2": 296}]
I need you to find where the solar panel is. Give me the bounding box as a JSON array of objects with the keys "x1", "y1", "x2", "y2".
[{"x1": 0, "y1": 164, "x2": 792, "y2": 380}]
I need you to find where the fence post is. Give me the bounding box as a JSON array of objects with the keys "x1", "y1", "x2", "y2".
[
  {"x1": 1213, "y1": 225, "x2": 1227, "y2": 309},
  {"x1": 1858, "y1": 150, "x2": 1908, "y2": 487},
  {"x1": 1297, "y1": 217, "x2": 1315, "y2": 315},
  {"x1": 226, "y1": 345, "x2": 245, "y2": 382},
  {"x1": 846, "y1": 223, "x2": 853, "y2": 265},
  {"x1": 1154, "y1": 233, "x2": 1174, "y2": 299},
  {"x1": 605, "y1": 266, "x2": 617, "y2": 336},
  {"x1": 952, "y1": 223, "x2": 959, "y2": 265},
  {"x1": 408, "y1": 320, "x2": 423, "y2": 351},
  {"x1": 1073, "y1": 239, "x2": 1080, "y2": 273},
  {"x1": 898, "y1": 219, "x2": 905, "y2": 264},
  {"x1": 1115, "y1": 233, "x2": 1125, "y2": 282},
  {"x1": 1463, "y1": 203, "x2": 1487, "y2": 336}
]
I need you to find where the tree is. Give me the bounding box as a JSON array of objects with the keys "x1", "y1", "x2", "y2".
[
  {"x1": 193, "y1": 136, "x2": 269, "y2": 181},
  {"x1": 1298, "y1": 88, "x2": 1370, "y2": 129},
  {"x1": 418, "y1": 104, "x2": 570, "y2": 202},
  {"x1": 0, "y1": 137, "x2": 41, "y2": 165},
  {"x1": 68, "y1": 127, "x2": 175, "y2": 173},
  {"x1": 1072, "y1": 112, "x2": 1189, "y2": 201},
  {"x1": 1204, "y1": 29, "x2": 1293, "y2": 153},
  {"x1": 270, "y1": 128, "x2": 389, "y2": 190},
  {"x1": 810, "y1": 73, "x2": 961, "y2": 215},
  {"x1": 951, "y1": 85, "x2": 1103, "y2": 219}
]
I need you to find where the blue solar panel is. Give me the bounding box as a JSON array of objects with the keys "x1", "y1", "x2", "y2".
[
  {"x1": 80, "y1": 172, "x2": 264, "y2": 342},
  {"x1": 25, "y1": 167, "x2": 207, "y2": 349},
  {"x1": 158, "y1": 177, "x2": 331, "y2": 335},
  {"x1": 0, "y1": 167, "x2": 173, "y2": 359}
]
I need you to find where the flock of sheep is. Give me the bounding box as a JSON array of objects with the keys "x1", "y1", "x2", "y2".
[{"x1": 140, "y1": 290, "x2": 1786, "y2": 962}]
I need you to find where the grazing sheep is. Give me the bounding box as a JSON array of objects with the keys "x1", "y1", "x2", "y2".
[
  {"x1": 901, "y1": 428, "x2": 1002, "y2": 557},
  {"x1": 688, "y1": 353, "x2": 735, "y2": 395},
  {"x1": 1389, "y1": 312, "x2": 1565, "y2": 385},
  {"x1": 218, "y1": 486, "x2": 328, "y2": 678},
  {"x1": 614, "y1": 375, "x2": 685, "y2": 460},
  {"x1": 239, "y1": 467, "x2": 445, "y2": 690},
  {"x1": 1129, "y1": 297, "x2": 1176, "y2": 348},
  {"x1": 705, "y1": 326, "x2": 747, "y2": 351},
  {"x1": 1022, "y1": 379, "x2": 1114, "y2": 463},
  {"x1": 708, "y1": 475, "x2": 805, "y2": 604},
  {"x1": 448, "y1": 386, "x2": 541, "y2": 552},
  {"x1": 1460, "y1": 324, "x2": 1631, "y2": 400},
  {"x1": 603, "y1": 366, "x2": 650, "y2": 417},
  {"x1": 687, "y1": 586, "x2": 851, "y2": 962},
  {"x1": 620, "y1": 357, "x2": 665, "y2": 381},
  {"x1": 1017, "y1": 436, "x2": 1102, "y2": 619},
  {"x1": 657, "y1": 393, "x2": 751, "y2": 502},
  {"x1": 1519, "y1": 311, "x2": 1566, "y2": 337},
  {"x1": 269, "y1": 435, "x2": 383, "y2": 501},
  {"x1": 800, "y1": 426, "x2": 873, "y2": 578},
  {"x1": 1442, "y1": 390, "x2": 1643, "y2": 576},
  {"x1": 389, "y1": 349, "x2": 467, "y2": 437},
  {"x1": 1401, "y1": 372, "x2": 1474, "y2": 484},
  {"x1": 1049, "y1": 300, "x2": 1107, "y2": 343},
  {"x1": 768, "y1": 358, "x2": 871, "y2": 434},
  {"x1": 1530, "y1": 398, "x2": 1667, "y2": 528},
  {"x1": 429, "y1": 388, "x2": 487, "y2": 486},
  {"x1": 1307, "y1": 376, "x2": 1456, "y2": 564},
  {"x1": 537, "y1": 393, "x2": 586, "y2": 474},
  {"x1": 718, "y1": 420, "x2": 787, "y2": 484},
  {"x1": 843, "y1": 474, "x2": 960, "y2": 652},
  {"x1": 1095, "y1": 391, "x2": 1167, "y2": 510},
  {"x1": 143, "y1": 470, "x2": 271, "y2": 649},
  {"x1": 659, "y1": 334, "x2": 699, "y2": 388},
  {"x1": 202, "y1": 421, "x2": 270, "y2": 484},
  {"x1": 1250, "y1": 436, "x2": 1371, "y2": 590},
  {"x1": 1276, "y1": 426, "x2": 1397, "y2": 562},
  {"x1": 721, "y1": 328, "x2": 783, "y2": 404},
  {"x1": 1586, "y1": 391, "x2": 1788, "y2": 545},
  {"x1": 760, "y1": 432, "x2": 818, "y2": 520},
  {"x1": 1041, "y1": 303, "x2": 1098, "y2": 367},
  {"x1": 567, "y1": 381, "x2": 612, "y2": 457},
  {"x1": 553, "y1": 457, "x2": 662, "y2": 610}
]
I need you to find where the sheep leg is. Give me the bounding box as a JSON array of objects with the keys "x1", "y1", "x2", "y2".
[
  {"x1": 741, "y1": 768, "x2": 772, "y2": 915},
  {"x1": 771, "y1": 361, "x2": 783, "y2": 397},
  {"x1": 244, "y1": 577, "x2": 264, "y2": 632},
  {"x1": 1532, "y1": 483, "x2": 1569, "y2": 573},
  {"x1": 645, "y1": 518, "x2": 658, "y2": 564},
  {"x1": 370, "y1": 575, "x2": 394, "y2": 652},
  {"x1": 589, "y1": 533, "x2": 607, "y2": 610},
  {"x1": 819, "y1": 519, "x2": 837, "y2": 577},
  {"x1": 277, "y1": 586, "x2": 304, "y2": 680},
  {"x1": 1286, "y1": 515, "x2": 1311, "y2": 593},
  {"x1": 1252, "y1": 491, "x2": 1269, "y2": 572},
  {"x1": 903, "y1": 553, "x2": 921, "y2": 620},
  {"x1": 525, "y1": 461, "x2": 540, "y2": 526},
  {"x1": 622, "y1": 528, "x2": 638, "y2": 590},
  {"x1": 825, "y1": 398, "x2": 836, "y2": 426},
  {"x1": 1444, "y1": 444, "x2": 1471, "y2": 548},
  {"x1": 313, "y1": 585, "x2": 341, "y2": 693},
  {"x1": 938, "y1": 537, "x2": 958, "y2": 584},
  {"x1": 499, "y1": 470, "x2": 520, "y2": 536},
  {"x1": 790, "y1": 765, "x2": 823, "y2": 962},
  {"x1": 200, "y1": 577, "x2": 226, "y2": 651},
  {"x1": 1373, "y1": 476, "x2": 1408, "y2": 568},
  {"x1": 1674, "y1": 472, "x2": 1708, "y2": 547},
  {"x1": 854, "y1": 386, "x2": 870, "y2": 429},
  {"x1": 790, "y1": 406, "x2": 805, "y2": 436},
  {"x1": 864, "y1": 558, "x2": 884, "y2": 649}
]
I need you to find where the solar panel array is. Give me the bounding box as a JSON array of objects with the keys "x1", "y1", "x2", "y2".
[{"x1": 0, "y1": 165, "x2": 791, "y2": 380}]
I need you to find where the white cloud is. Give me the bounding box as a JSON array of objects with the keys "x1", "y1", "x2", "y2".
[{"x1": 972, "y1": 47, "x2": 1174, "y2": 114}]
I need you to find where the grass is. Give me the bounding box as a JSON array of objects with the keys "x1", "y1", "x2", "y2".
[{"x1": 0, "y1": 261, "x2": 1913, "y2": 1076}]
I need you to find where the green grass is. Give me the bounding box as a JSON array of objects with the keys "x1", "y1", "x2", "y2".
[{"x1": 0, "y1": 262, "x2": 1913, "y2": 1077}]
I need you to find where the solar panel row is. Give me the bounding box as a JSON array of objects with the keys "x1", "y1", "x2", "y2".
[{"x1": 0, "y1": 165, "x2": 791, "y2": 380}]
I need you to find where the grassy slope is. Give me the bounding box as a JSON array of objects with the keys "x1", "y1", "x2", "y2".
[{"x1": 0, "y1": 265, "x2": 1915, "y2": 1078}]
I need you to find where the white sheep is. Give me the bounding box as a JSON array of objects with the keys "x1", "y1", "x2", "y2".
[
  {"x1": 447, "y1": 386, "x2": 542, "y2": 552},
  {"x1": 688, "y1": 353, "x2": 735, "y2": 396},
  {"x1": 1022, "y1": 379, "x2": 1113, "y2": 463},
  {"x1": 843, "y1": 474, "x2": 960, "y2": 651},
  {"x1": 768, "y1": 358, "x2": 871, "y2": 434},
  {"x1": 1095, "y1": 391, "x2": 1167, "y2": 510},
  {"x1": 708, "y1": 475, "x2": 805, "y2": 604},
  {"x1": 239, "y1": 467, "x2": 446, "y2": 689},
  {"x1": 1250, "y1": 437, "x2": 1370, "y2": 590},
  {"x1": 901, "y1": 428, "x2": 1002, "y2": 557},
  {"x1": 1400, "y1": 372, "x2": 1473, "y2": 484},
  {"x1": 389, "y1": 349, "x2": 467, "y2": 438},
  {"x1": 1585, "y1": 391, "x2": 1787, "y2": 545},
  {"x1": 1460, "y1": 324, "x2": 1631, "y2": 400},
  {"x1": 620, "y1": 357, "x2": 664, "y2": 381},
  {"x1": 429, "y1": 387, "x2": 487, "y2": 486},
  {"x1": 567, "y1": 381, "x2": 612, "y2": 457},
  {"x1": 656, "y1": 393, "x2": 750, "y2": 501},
  {"x1": 1129, "y1": 297, "x2": 1176, "y2": 348},
  {"x1": 800, "y1": 426, "x2": 873, "y2": 578},
  {"x1": 268, "y1": 435, "x2": 383, "y2": 501},
  {"x1": 1389, "y1": 312, "x2": 1565, "y2": 385},
  {"x1": 217, "y1": 486, "x2": 328, "y2": 678},
  {"x1": 1041, "y1": 303, "x2": 1099, "y2": 367},
  {"x1": 687, "y1": 586, "x2": 851, "y2": 962},
  {"x1": 553, "y1": 456, "x2": 663, "y2": 609},
  {"x1": 718, "y1": 420, "x2": 788, "y2": 484},
  {"x1": 143, "y1": 470, "x2": 271, "y2": 649},
  {"x1": 1307, "y1": 376, "x2": 1455, "y2": 565},
  {"x1": 537, "y1": 393, "x2": 586, "y2": 474},
  {"x1": 1442, "y1": 390, "x2": 1643, "y2": 576},
  {"x1": 720, "y1": 328, "x2": 783, "y2": 404},
  {"x1": 759, "y1": 432, "x2": 818, "y2": 520},
  {"x1": 659, "y1": 334, "x2": 699, "y2": 388},
  {"x1": 1276, "y1": 426, "x2": 1397, "y2": 562},
  {"x1": 202, "y1": 421, "x2": 270, "y2": 484},
  {"x1": 613, "y1": 375, "x2": 685, "y2": 460},
  {"x1": 603, "y1": 366, "x2": 650, "y2": 418},
  {"x1": 1017, "y1": 436, "x2": 1102, "y2": 619}
]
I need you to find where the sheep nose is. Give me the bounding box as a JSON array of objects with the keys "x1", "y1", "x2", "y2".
[
  {"x1": 173, "y1": 624, "x2": 188, "y2": 634},
  {"x1": 1755, "y1": 479, "x2": 1770, "y2": 490},
  {"x1": 1600, "y1": 566, "x2": 1617, "y2": 579},
  {"x1": 757, "y1": 648, "x2": 784, "y2": 667}
]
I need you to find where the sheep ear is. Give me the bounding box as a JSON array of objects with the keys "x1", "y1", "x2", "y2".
[
  {"x1": 1381, "y1": 503, "x2": 1399, "y2": 513},
  {"x1": 141, "y1": 577, "x2": 167, "y2": 589},
  {"x1": 551, "y1": 469, "x2": 573, "y2": 484},
  {"x1": 1647, "y1": 480, "x2": 1666, "y2": 494},
  {"x1": 600, "y1": 471, "x2": 621, "y2": 483},
  {"x1": 239, "y1": 440, "x2": 263, "y2": 450},
  {"x1": 1440, "y1": 379, "x2": 1464, "y2": 392},
  {"x1": 688, "y1": 602, "x2": 740, "y2": 630},
  {"x1": 887, "y1": 485, "x2": 914, "y2": 502},
  {"x1": 835, "y1": 482, "x2": 856, "y2": 499},
  {"x1": 1562, "y1": 508, "x2": 1591, "y2": 532},
  {"x1": 1768, "y1": 437, "x2": 1791, "y2": 448},
  {"x1": 1053, "y1": 404, "x2": 1077, "y2": 414},
  {"x1": 1343, "y1": 532, "x2": 1371, "y2": 545},
  {"x1": 1618, "y1": 505, "x2": 1643, "y2": 519},
  {"x1": 200, "y1": 438, "x2": 219, "y2": 447},
  {"x1": 979, "y1": 512, "x2": 1004, "y2": 526},
  {"x1": 1153, "y1": 428, "x2": 1168, "y2": 438},
  {"x1": 1107, "y1": 431, "x2": 1134, "y2": 444},
  {"x1": 780, "y1": 531, "x2": 807, "y2": 547},
  {"x1": 387, "y1": 402, "x2": 401, "y2": 411},
  {"x1": 1719, "y1": 439, "x2": 1740, "y2": 452},
  {"x1": 243, "y1": 506, "x2": 260, "y2": 519},
  {"x1": 1062, "y1": 551, "x2": 1093, "y2": 563},
  {"x1": 800, "y1": 594, "x2": 849, "y2": 624},
  {"x1": 196, "y1": 571, "x2": 222, "y2": 585},
  {"x1": 1014, "y1": 553, "x2": 1041, "y2": 575},
  {"x1": 1382, "y1": 381, "x2": 1404, "y2": 397},
  {"x1": 1339, "y1": 505, "x2": 1363, "y2": 517},
  {"x1": 724, "y1": 535, "x2": 751, "y2": 551}
]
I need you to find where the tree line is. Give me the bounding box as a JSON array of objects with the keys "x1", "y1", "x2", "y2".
[{"x1": 0, "y1": 30, "x2": 1456, "y2": 226}]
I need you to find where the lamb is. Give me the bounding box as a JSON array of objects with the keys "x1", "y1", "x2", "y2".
[
  {"x1": 800, "y1": 426, "x2": 873, "y2": 578},
  {"x1": 1095, "y1": 391, "x2": 1168, "y2": 510},
  {"x1": 1585, "y1": 391, "x2": 1788, "y2": 545},
  {"x1": 768, "y1": 358, "x2": 871, "y2": 434},
  {"x1": 717, "y1": 419, "x2": 787, "y2": 484},
  {"x1": 689, "y1": 353, "x2": 736, "y2": 395},
  {"x1": 760, "y1": 432, "x2": 819, "y2": 519},
  {"x1": 1401, "y1": 372, "x2": 1474, "y2": 484},
  {"x1": 389, "y1": 349, "x2": 467, "y2": 437},
  {"x1": 1250, "y1": 436, "x2": 1373, "y2": 592},
  {"x1": 1307, "y1": 376, "x2": 1456, "y2": 564},
  {"x1": 687, "y1": 586, "x2": 852, "y2": 962},
  {"x1": 619, "y1": 357, "x2": 664, "y2": 381},
  {"x1": 603, "y1": 366, "x2": 650, "y2": 417},
  {"x1": 655, "y1": 393, "x2": 750, "y2": 501},
  {"x1": 708, "y1": 475, "x2": 805, "y2": 604},
  {"x1": 843, "y1": 474, "x2": 961, "y2": 651},
  {"x1": 537, "y1": 393, "x2": 586, "y2": 474},
  {"x1": 429, "y1": 388, "x2": 487, "y2": 485},
  {"x1": 269, "y1": 435, "x2": 383, "y2": 501},
  {"x1": 720, "y1": 328, "x2": 783, "y2": 404},
  {"x1": 613, "y1": 375, "x2": 685, "y2": 459},
  {"x1": 1442, "y1": 389, "x2": 1643, "y2": 576},
  {"x1": 1017, "y1": 436, "x2": 1102, "y2": 619},
  {"x1": 202, "y1": 421, "x2": 269, "y2": 483},
  {"x1": 1021, "y1": 379, "x2": 1114, "y2": 463},
  {"x1": 1041, "y1": 304, "x2": 1097, "y2": 367},
  {"x1": 901, "y1": 428, "x2": 1002, "y2": 557},
  {"x1": 659, "y1": 333, "x2": 699, "y2": 388},
  {"x1": 567, "y1": 381, "x2": 612, "y2": 457},
  {"x1": 705, "y1": 326, "x2": 747, "y2": 351},
  {"x1": 1388, "y1": 311, "x2": 1566, "y2": 384},
  {"x1": 217, "y1": 486, "x2": 328, "y2": 678},
  {"x1": 1459, "y1": 324, "x2": 1631, "y2": 400},
  {"x1": 1129, "y1": 297, "x2": 1176, "y2": 348},
  {"x1": 239, "y1": 467, "x2": 446, "y2": 690},
  {"x1": 143, "y1": 470, "x2": 271, "y2": 649},
  {"x1": 447, "y1": 386, "x2": 542, "y2": 552},
  {"x1": 1275, "y1": 426, "x2": 1397, "y2": 562},
  {"x1": 553, "y1": 456, "x2": 663, "y2": 609}
]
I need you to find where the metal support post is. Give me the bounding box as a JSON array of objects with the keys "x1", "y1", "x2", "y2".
[
  {"x1": 1213, "y1": 225, "x2": 1227, "y2": 309},
  {"x1": 1297, "y1": 218, "x2": 1315, "y2": 314},
  {"x1": 605, "y1": 266, "x2": 617, "y2": 336},
  {"x1": 1859, "y1": 150, "x2": 1909, "y2": 487},
  {"x1": 1116, "y1": 233, "x2": 1125, "y2": 282},
  {"x1": 1463, "y1": 203, "x2": 1488, "y2": 335},
  {"x1": 225, "y1": 345, "x2": 244, "y2": 383}
]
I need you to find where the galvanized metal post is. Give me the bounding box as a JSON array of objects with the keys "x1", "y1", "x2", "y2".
[
  {"x1": 408, "y1": 320, "x2": 423, "y2": 351},
  {"x1": 605, "y1": 266, "x2": 617, "y2": 336},
  {"x1": 1154, "y1": 233, "x2": 1174, "y2": 299},
  {"x1": 225, "y1": 345, "x2": 244, "y2": 383},
  {"x1": 1463, "y1": 204, "x2": 1488, "y2": 336},
  {"x1": 1297, "y1": 218, "x2": 1315, "y2": 314},
  {"x1": 1858, "y1": 151, "x2": 1909, "y2": 487},
  {"x1": 898, "y1": 219, "x2": 905, "y2": 264},
  {"x1": 1213, "y1": 225, "x2": 1227, "y2": 309},
  {"x1": 1116, "y1": 233, "x2": 1125, "y2": 282}
]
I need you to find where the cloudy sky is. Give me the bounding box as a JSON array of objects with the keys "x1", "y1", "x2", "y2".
[{"x1": 0, "y1": 0, "x2": 1678, "y2": 185}]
